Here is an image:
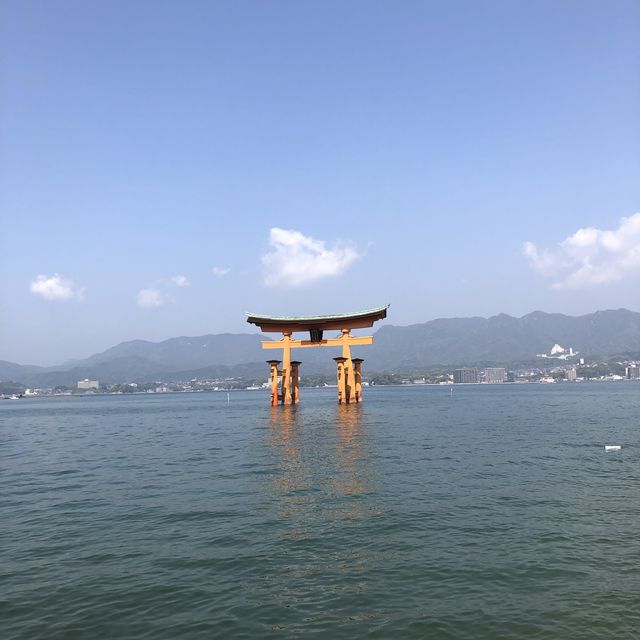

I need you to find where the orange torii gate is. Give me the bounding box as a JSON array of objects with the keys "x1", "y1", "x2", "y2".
[{"x1": 246, "y1": 305, "x2": 389, "y2": 405}]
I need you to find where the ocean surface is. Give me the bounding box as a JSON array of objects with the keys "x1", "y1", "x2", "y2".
[{"x1": 2, "y1": 383, "x2": 640, "y2": 639}]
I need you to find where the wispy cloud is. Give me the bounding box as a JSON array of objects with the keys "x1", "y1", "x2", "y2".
[
  {"x1": 137, "y1": 288, "x2": 164, "y2": 308},
  {"x1": 30, "y1": 274, "x2": 84, "y2": 301},
  {"x1": 138, "y1": 274, "x2": 191, "y2": 308},
  {"x1": 168, "y1": 275, "x2": 190, "y2": 287},
  {"x1": 212, "y1": 266, "x2": 230, "y2": 277},
  {"x1": 262, "y1": 228, "x2": 361, "y2": 287},
  {"x1": 523, "y1": 212, "x2": 640, "y2": 289}
]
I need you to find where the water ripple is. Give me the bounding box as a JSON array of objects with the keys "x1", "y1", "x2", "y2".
[{"x1": 2, "y1": 384, "x2": 640, "y2": 638}]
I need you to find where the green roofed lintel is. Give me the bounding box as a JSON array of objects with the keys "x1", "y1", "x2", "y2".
[{"x1": 246, "y1": 304, "x2": 389, "y2": 324}]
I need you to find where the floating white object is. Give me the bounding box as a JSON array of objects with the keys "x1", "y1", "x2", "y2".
[{"x1": 604, "y1": 445, "x2": 621, "y2": 452}]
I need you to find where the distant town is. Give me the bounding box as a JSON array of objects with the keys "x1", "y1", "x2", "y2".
[{"x1": 2, "y1": 357, "x2": 639, "y2": 399}]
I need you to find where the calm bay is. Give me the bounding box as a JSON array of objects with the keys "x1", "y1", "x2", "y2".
[{"x1": 2, "y1": 383, "x2": 640, "y2": 639}]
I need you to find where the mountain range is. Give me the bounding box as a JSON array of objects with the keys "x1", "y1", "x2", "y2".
[{"x1": 2, "y1": 309, "x2": 639, "y2": 387}]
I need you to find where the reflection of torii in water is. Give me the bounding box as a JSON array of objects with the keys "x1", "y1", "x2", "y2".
[
  {"x1": 246, "y1": 305, "x2": 389, "y2": 406},
  {"x1": 268, "y1": 404, "x2": 380, "y2": 525}
]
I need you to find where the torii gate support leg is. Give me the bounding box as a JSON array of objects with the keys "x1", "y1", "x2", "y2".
[
  {"x1": 267, "y1": 360, "x2": 281, "y2": 406},
  {"x1": 352, "y1": 358, "x2": 363, "y2": 402},
  {"x1": 291, "y1": 361, "x2": 301, "y2": 404},
  {"x1": 334, "y1": 357, "x2": 347, "y2": 405},
  {"x1": 341, "y1": 329, "x2": 357, "y2": 404},
  {"x1": 282, "y1": 331, "x2": 293, "y2": 405}
]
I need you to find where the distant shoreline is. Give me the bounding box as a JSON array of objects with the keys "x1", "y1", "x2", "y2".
[{"x1": 4, "y1": 377, "x2": 639, "y2": 401}]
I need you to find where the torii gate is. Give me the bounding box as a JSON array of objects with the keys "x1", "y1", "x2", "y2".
[{"x1": 246, "y1": 305, "x2": 389, "y2": 405}]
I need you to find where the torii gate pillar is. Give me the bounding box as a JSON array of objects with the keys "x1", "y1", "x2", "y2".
[
  {"x1": 334, "y1": 357, "x2": 347, "y2": 404},
  {"x1": 352, "y1": 358, "x2": 364, "y2": 403},
  {"x1": 267, "y1": 360, "x2": 281, "y2": 407},
  {"x1": 290, "y1": 361, "x2": 301, "y2": 404}
]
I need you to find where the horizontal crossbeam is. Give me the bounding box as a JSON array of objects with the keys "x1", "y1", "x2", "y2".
[{"x1": 262, "y1": 336, "x2": 373, "y2": 349}]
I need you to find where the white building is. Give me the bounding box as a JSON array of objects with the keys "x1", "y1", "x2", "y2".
[
  {"x1": 536, "y1": 344, "x2": 578, "y2": 360},
  {"x1": 485, "y1": 368, "x2": 506, "y2": 383},
  {"x1": 627, "y1": 365, "x2": 640, "y2": 380},
  {"x1": 77, "y1": 379, "x2": 99, "y2": 390}
]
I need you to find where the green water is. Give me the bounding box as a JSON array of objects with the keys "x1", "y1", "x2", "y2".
[{"x1": 2, "y1": 383, "x2": 640, "y2": 638}]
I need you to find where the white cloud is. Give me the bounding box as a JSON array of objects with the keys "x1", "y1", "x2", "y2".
[
  {"x1": 523, "y1": 212, "x2": 640, "y2": 289},
  {"x1": 138, "y1": 275, "x2": 189, "y2": 307},
  {"x1": 137, "y1": 288, "x2": 164, "y2": 308},
  {"x1": 212, "y1": 266, "x2": 230, "y2": 277},
  {"x1": 262, "y1": 227, "x2": 361, "y2": 287},
  {"x1": 168, "y1": 275, "x2": 190, "y2": 287},
  {"x1": 30, "y1": 274, "x2": 83, "y2": 301}
]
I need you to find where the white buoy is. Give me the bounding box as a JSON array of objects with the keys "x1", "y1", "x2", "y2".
[{"x1": 604, "y1": 444, "x2": 621, "y2": 452}]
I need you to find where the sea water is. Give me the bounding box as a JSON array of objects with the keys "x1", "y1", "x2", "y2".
[{"x1": 2, "y1": 383, "x2": 640, "y2": 639}]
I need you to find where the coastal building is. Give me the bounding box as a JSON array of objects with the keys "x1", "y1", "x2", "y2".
[
  {"x1": 453, "y1": 368, "x2": 478, "y2": 384},
  {"x1": 565, "y1": 367, "x2": 577, "y2": 381},
  {"x1": 77, "y1": 379, "x2": 99, "y2": 390},
  {"x1": 627, "y1": 365, "x2": 640, "y2": 380},
  {"x1": 484, "y1": 368, "x2": 506, "y2": 383},
  {"x1": 506, "y1": 371, "x2": 516, "y2": 383}
]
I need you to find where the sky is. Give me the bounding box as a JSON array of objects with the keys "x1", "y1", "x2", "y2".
[{"x1": 1, "y1": 0, "x2": 639, "y2": 365}]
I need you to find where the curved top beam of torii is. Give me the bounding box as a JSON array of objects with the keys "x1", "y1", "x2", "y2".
[{"x1": 246, "y1": 304, "x2": 389, "y2": 334}]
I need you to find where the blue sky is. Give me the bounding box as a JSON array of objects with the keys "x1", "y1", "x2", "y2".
[{"x1": 1, "y1": 0, "x2": 639, "y2": 365}]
